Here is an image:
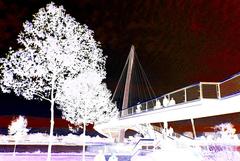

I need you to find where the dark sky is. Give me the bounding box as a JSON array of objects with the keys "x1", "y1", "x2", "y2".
[{"x1": 1, "y1": 0, "x2": 240, "y2": 117}]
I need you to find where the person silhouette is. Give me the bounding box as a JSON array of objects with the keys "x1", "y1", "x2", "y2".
[
  {"x1": 168, "y1": 126, "x2": 174, "y2": 137},
  {"x1": 169, "y1": 97, "x2": 176, "y2": 106},
  {"x1": 136, "y1": 102, "x2": 141, "y2": 113},
  {"x1": 163, "y1": 96, "x2": 169, "y2": 107},
  {"x1": 155, "y1": 100, "x2": 161, "y2": 108}
]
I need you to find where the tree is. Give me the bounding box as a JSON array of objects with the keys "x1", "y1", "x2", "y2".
[
  {"x1": 56, "y1": 71, "x2": 118, "y2": 161},
  {"x1": 8, "y1": 115, "x2": 29, "y2": 156},
  {"x1": 214, "y1": 122, "x2": 236, "y2": 139},
  {"x1": 0, "y1": 2, "x2": 105, "y2": 161}
]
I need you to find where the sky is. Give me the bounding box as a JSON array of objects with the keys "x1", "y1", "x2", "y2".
[{"x1": 1, "y1": 0, "x2": 240, "y2": 118}]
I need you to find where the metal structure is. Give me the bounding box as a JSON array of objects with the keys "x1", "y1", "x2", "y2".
[
  {"x1": 95, "y1": 72, "x2": 240, "y2": 139},
  {"x1": 119, "y1": 73, "x2": 240, "y2": 118},
  {"x1": 122, "y1": 45, "x2": 135, "y2": 114},
  {"x1": 96, "y1": 45, "x2": 240, "y2": 140}
]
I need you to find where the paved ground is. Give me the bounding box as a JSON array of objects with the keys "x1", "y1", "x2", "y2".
[
  {"x1": 0, "y1": 153, "x2": 94, "y2": 161},
  {"x1": 0, "y1": 153, "x2": 131, "y2": 161}
]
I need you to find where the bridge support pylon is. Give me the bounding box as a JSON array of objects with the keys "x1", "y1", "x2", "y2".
[
  {"x1": 119, "y1": 129, "x2": 126, "y2": 142},
  {"x1": 191, "y1": 118, "x2": 197, "y2": 139},
  {"x1": 163, "y1": 121, "x2": 168, "y2": 137}
]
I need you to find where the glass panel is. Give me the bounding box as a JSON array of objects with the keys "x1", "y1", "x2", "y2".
[
  {"x1": 170, "y1": 90, "x2": 185, "y2": 104},
  {"x1": 202, "y1": 84, "x2": 218, "y2": 98},
  {"x1": 121, "y1": 109, "x2": 128, "y2": 117},
  {"x1": 147, "y1": 100, "x2": 155, "y2": 110},
  {"x1": 128, "y1": 108, "x2": 133, "y2": 115},
  {"x1": 141, "y1": 103, "x2": 147, "y2": 111},
  {"x1": 133, "y1": 106, "x2": 137, "y2": 114},
  {"x1": 220, "y1": 75, "x2": 240, "y2": 97},
  {"x1": 186, "y1": 85, "x2": 200, "y2": 101},
  {"x1": 158, "y1": 96, "x2": 164, "y2": 107}
]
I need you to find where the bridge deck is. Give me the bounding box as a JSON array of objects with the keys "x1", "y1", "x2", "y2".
[
  {"x1": 96, "y1": 73, "x2": 240, "y2": 130},
  {"x1": 97, "y1": 94, "x2": 240, "y2": 130}
]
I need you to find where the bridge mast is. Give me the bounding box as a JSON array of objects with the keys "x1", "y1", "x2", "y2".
[
  {"x1": 122, "y1": 45, "x2": 135, "y2": 112},
  {"x1": 119, "y1": 45, "x2": 135, "y2": 142}
]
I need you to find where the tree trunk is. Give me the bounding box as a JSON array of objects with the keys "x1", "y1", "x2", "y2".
[
  {"x1": 82, "y1": 122, "x2": 86, "y2": 161},
  {"x1": 47, "y1": 100, "x2": 55, "y2": 161},
  {"x1": 47, "y1": 75, "x2": 56, "y2": 161},
  {"x1": 13, "y1": 142, "x2": 17, "y2": 156}
]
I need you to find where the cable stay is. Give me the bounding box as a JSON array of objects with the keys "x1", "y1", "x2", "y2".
[{"x1": 112, "y1": 45, "x2": 156, "y2": 111}]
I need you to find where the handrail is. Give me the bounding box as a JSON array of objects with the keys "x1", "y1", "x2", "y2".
[
  {"x1": 173, "y1": 132, "x2": 193, "y2": 140},
  {"x1": 121, "y1": 83, "x2": 201, "y2": 111},
  {"x1": 132, "y1": 138, "x2": 154, "y2": 150},
  {"x1": 131, "y1": 139, "x2": 155, "y2": 160},
  {"x1": 220, "y1": 72, "x2": 240, "y2": 83},
  {"x1": 119, "y1": 72, "x2": 240, "y2": 117},
  {"x1": 121, "y1": 83, "x2": 202, "y2": 111},
  {"x1": 200, "y1": 82, "x2": 220, "y2": 85},
  {"x1": 151, "y1": 125, "x2": 193, "y2": 141},
  {"x1": 160, "y1": 82, "x2": 219, "y2": 101},
  {"x1": 162, "y1": 83, "x2": 199, "y2": 97},
  {"x1": 219, "y1": 91, "x2": 240, "y2": 100},
  {"x1": 119, "y1": 98, "x2": 202, "y2": 119}
]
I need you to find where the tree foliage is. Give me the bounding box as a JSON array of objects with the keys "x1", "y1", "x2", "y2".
[
  {"x1": 8, "y1": 115, "x2": 29, "y2": 156},
  {"x1": 56, "y1": 70, "x2": 117, "y2": 161},
  {"x1": 57, "y1": 71, "x2": 118, "y2": 125},
  {"x1": 0, "y1": 2, "x2": 108, "y2": 161},
  {"x1": 8, "y1": 115, "x2": 29, "y2": 137},
  {"x1": 0, "y1": 2, "x2": 105, "y2": 100}
]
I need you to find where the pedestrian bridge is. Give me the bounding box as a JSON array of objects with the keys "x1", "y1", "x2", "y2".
[{"x1": 95, "y1": 72, "x2": 240, "y2": 131}]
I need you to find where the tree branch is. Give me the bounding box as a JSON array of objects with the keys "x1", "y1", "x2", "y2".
[{"x1": 34, "y1": 92, "x2": 51, "y2": 102}]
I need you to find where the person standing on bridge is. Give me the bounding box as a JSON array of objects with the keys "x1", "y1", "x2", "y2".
[
  {"x1": 136, "y1": 102, "x2": 141, "y2": 113},
  {"x1": 155, "y1": 100, "x2": 161, "y2": 109},
  {"x1": 163, "y1": 96, "x2": 169, "y2": 107},
  {"x1": 169, "y1": 98, "x2": 176, "y2": 106},
  {"x1": 168, "y1": 126, "x2": 174, "y2": 137}
]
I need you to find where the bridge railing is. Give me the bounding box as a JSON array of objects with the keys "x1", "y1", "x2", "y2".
[
  {"x1": 119, "y1": 72, "x2": 240, "y2": 118},
  {"x1": 120, "y1": 82, "x2": 220, "y2": 117},
  {"x1": 219, "y1": 73, "x2": 240, "y2": 98}
]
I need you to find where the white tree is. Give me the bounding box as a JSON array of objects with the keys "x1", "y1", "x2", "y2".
[
  {"x1": 0, "y1": 2, "x2": 105, "y2": 161},
  {"x1": 56, "y1": 71, "x2": 118, "y2": 161},
  {"x1": 214, "y1": 122, "x2": 236, "y2": 139},
  {"x1": 8, "y1": 115, "x2": 29, "y2": 156}
]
